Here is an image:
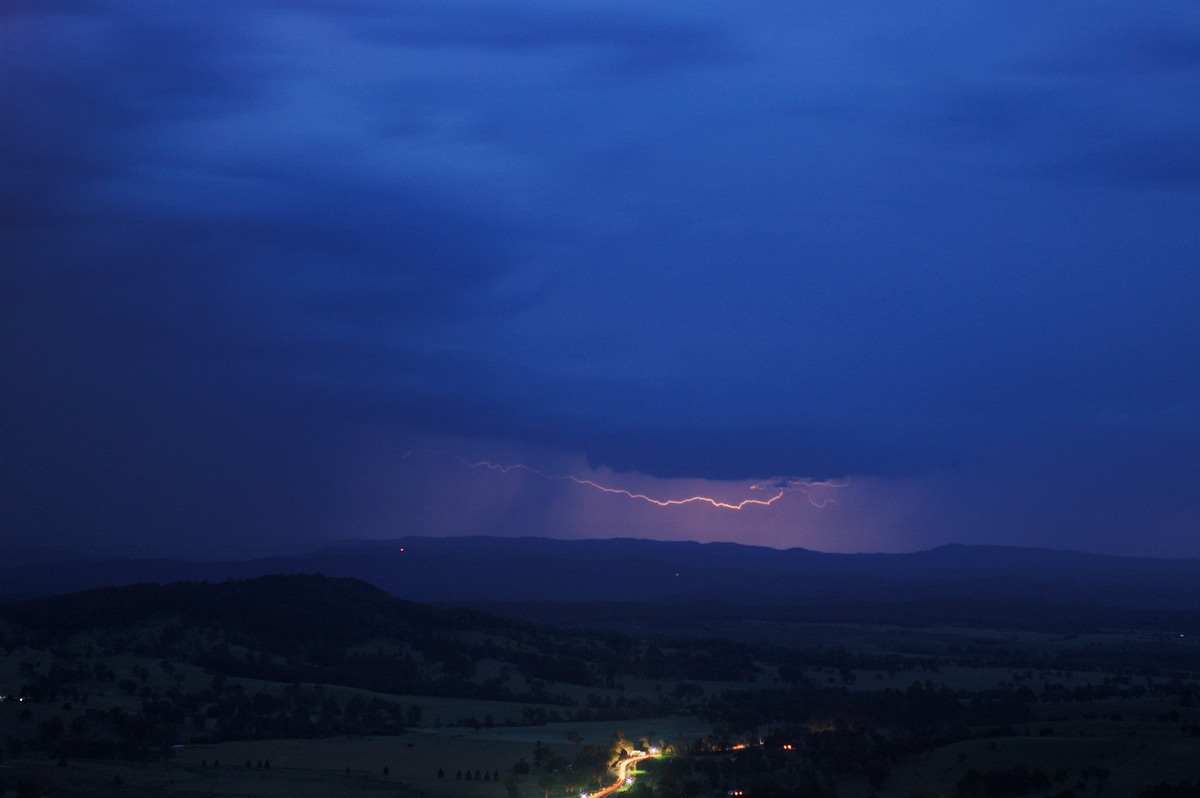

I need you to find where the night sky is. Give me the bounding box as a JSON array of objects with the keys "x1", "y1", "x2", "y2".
[{"x1": 3, "y1": 1, "x2": 1199, "y2": 559}]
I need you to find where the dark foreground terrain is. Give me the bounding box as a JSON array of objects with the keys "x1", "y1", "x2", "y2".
[{"x1": 2, "y1": 572, "x2": 1200, "y2": 797}]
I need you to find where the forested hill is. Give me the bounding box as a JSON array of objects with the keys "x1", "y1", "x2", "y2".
[
  {"x1": 0, "y1": 573, "x2": 495, "y2": 649},
  {"x1": 0, "y1": 574, "x2": 762, "y2": 704}
]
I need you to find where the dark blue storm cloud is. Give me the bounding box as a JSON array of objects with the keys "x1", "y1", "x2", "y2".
[{"x1": 3, "y1": 1, "x2": 1199, "y2": 556}]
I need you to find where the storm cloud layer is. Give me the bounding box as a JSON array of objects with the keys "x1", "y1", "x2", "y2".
[{"x1": 3, "y1": 1, "x2": 1199, "y2": 557}]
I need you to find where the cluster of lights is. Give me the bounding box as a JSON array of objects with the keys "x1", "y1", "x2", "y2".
[{"x1": 577, "y1": 745, "x2": 661, "y2": 798}]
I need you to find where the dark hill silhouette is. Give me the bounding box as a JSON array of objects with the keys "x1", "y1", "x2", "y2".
[
  {"x1": 3, "y1": 536, "x2": 1199, "y2": 611},
  {"x1": 0, "y1": 574, "x2": 768, "y2": 696},
  {"x1": 0, "y1": 573, "x2": 498, "y2": 649}
]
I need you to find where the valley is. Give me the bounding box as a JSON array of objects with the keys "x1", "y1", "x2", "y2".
[{"x1": 2, "y1": 569, "x2": 1199, "y2": 797}]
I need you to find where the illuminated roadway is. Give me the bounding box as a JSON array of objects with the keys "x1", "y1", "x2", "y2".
[{"x1": 586, "y1": 750, "x2": 656, "y2": 798}]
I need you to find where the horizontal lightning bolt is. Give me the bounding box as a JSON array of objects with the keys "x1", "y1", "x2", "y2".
[
  {"x1": 409, "y1": 449, "x2": 842, "y2": 510},
  {"x1": 467, "y1": 460, "x2": 787, "y2": 509}
]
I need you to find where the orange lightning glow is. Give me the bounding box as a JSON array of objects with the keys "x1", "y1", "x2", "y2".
[
  {"x1": 467, "y1": 459, "x2": 787, "y2": 509},
  {"x1": 407, "y1": 449, "x2": 843, "y2": 510}
]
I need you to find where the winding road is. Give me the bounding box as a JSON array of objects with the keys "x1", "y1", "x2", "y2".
[{"x1": 587, "y1": 750, "x2": 657, "y2": 798}]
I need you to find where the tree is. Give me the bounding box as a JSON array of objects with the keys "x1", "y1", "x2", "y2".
[
  {"x1": 504, "y1": 773, "x2": 522, "y2": 798},
  {"x1": 610, "y1": 731, "x2": 633, "y2": 764},
  {"x1": 534, "y1": 741, "x2": 553, "y2": 768}
]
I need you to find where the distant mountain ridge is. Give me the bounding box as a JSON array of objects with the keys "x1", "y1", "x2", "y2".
[{"x1": 3, "y1": 536, "x2": 1200, "y2": 611}]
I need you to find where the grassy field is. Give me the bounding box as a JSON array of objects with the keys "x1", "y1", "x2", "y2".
[
  {"x1": 872, "y1": 710, "x2": 1200, "y2": 797},
  {"x1": 8, "y1": 671, "x2": 1197, "y2": 798},
  {"x1": 4, "y1": 611, "x2": 1199, "y2": 797},
  {"x1": 2, "y1": 721, "x2": 688, "y2": 797}
]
